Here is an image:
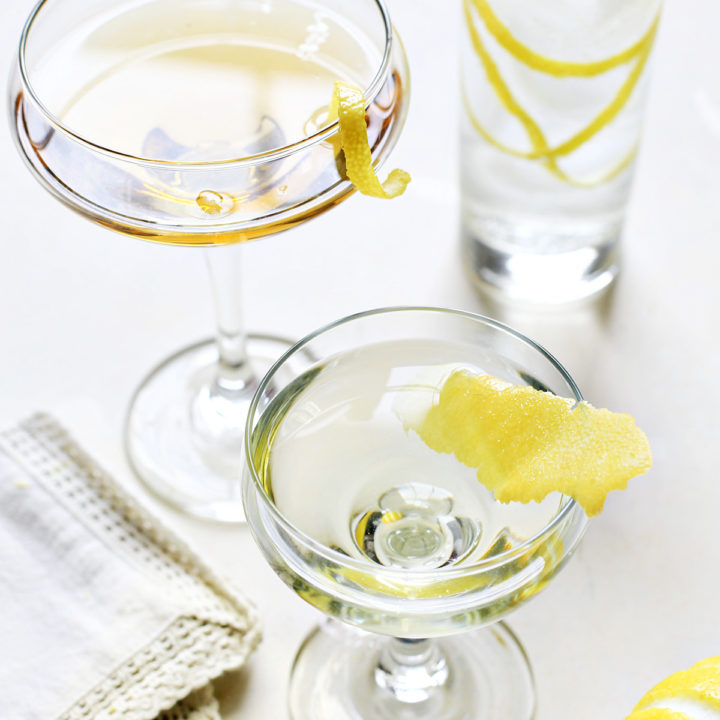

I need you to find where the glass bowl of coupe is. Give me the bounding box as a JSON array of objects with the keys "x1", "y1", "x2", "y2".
[
  {"x1": 10, "y1": 0, "x2": 409, "y2": 521},
  {"x1": 244, "y1": 307, "x2": 589, "y2": 720}
]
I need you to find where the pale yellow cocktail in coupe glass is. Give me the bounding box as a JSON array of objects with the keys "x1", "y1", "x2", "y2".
[
  {"x1": 9, "y1": 0, "x2": 409, "y2": 520},
  {"x1": 244, "y1": 307, "x2": 589, "y2": 720}
]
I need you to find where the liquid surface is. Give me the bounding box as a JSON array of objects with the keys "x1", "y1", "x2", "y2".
[
  {"x1": 38, "y1": 0, "x2": 381, "y2": 160},
  {"x1": 261, "y1": 339, "x2": 563, "y2": 571}
]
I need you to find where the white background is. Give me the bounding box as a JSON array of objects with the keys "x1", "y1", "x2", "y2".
[{"x1": 1, "y1": 0, "x2": 720, "y2": 718}]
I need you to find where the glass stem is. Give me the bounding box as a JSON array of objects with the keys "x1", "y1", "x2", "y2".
[
  {"x1": 204, "y1": 243, "x2": 256, "y2": 394},
  {"x1": 375, "y1": 637, "x2": 449, "y2": 704}
]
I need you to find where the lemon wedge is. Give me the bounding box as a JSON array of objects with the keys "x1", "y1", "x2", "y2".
[
  {"x1": 330, "y1": 80, "x2": 410, "y2": 199},
  {"x1": 625, "y1": 711, "x2": 694, "y2": 720},
  {"x1": 407, "y1": 371, "x2": 652, "y2": 517},
  {"x1": 625, "y1": 656, "x2": 720, "y2": 719},
  {"x1": 631, "y1": 657, "x2": 720, "y2": 715}
]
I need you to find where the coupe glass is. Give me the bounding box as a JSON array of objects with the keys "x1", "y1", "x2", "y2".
[
  {"x1": 9, "y1": 0, "x2": 409, "y2": 521},
  {"x1": 244, "y1": 307, "x2": 588, "y2": 720}
]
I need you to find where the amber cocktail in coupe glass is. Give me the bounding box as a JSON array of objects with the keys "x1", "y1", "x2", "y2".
[
  {"x1": 243, "y1": 307, "x2": 588, "y2": 720},
  {"x1": 9, "y1": 0, "x2": 409, "y2": 521}
]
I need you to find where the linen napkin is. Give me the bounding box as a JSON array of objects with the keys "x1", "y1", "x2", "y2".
[{"x1": 0, "y1": 414, "x2": 261, "y2": 720}]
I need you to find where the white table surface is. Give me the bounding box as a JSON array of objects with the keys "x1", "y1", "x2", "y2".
[{"x1": 1, "y1": 1, "x2": 719, "y2": 718}]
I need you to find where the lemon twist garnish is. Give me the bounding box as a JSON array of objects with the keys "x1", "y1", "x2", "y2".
[
  {"x1": 463, "y1": 0, "x2": 661, "y2": 186},
  {"x1": 470, "y1": 0, "x2": 657, "y2": 78},
  {"x1": 330, "y1": 81, "x2": 410, "y2": 199},
  {"x1": 406, "y1": 371, "x2": 652, "y2": 517},
  {"x1": 625, "y1": 656, "x2": 720, "y2": 719}
]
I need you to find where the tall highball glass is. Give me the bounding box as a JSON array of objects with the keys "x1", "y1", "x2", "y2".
[
  {"x1": 9, "y1": 0, "x2": 409, "y2": 521},
  {"x1": 460, "y1": 0, "x2": 662, "y2": 304},
  {"x1": 244, "y1": 307, "x2": 588, "y2": 720}
]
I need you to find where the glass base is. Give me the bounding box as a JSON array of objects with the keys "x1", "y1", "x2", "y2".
[
  {"x1": 462, "y1": 218, "x2": 619, "y2": 305},
  {"x1": 288, "y1": 620, "x2": 536, "y2": 720},
  {"x1": 125, "y1": 334, "x2": 295, "y2": 523}
]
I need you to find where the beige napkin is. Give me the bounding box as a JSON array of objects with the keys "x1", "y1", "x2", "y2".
[{"x1": 0, "y1": 414, "x2": 261, "y2": 720}]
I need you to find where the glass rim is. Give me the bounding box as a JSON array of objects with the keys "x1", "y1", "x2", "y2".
[
  {"x1": 16, "y1": 0, "x2": 394, "y2": 169},
  {"x1": 244, "y1": 305, "x2": 587, "y2": 580}
]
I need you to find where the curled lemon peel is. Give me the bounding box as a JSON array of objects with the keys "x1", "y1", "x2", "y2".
[
  {"x1": 329, "y1": 80, "x2": 411, "y2": 199},
  {"x1": 469, "y1": 0, "x2": 658, "y2": 78},
  {"x1": 407, "y1": 371, "x2": 652, "y2": 518},
  {"x1": 463, "y1": 0, "x2": 661, "y2": 186},
  {"x1": 461, "y1": 84, "x2": 639, "y2": 187}
]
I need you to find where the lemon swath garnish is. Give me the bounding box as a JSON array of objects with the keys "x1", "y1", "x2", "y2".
[
  {"x1": 463, "y1": 0, "x2": 661, "y2": 186},
  {"x1": 406, "y1": 371, "x2": 651, "y2": 517},
  {"x1": 625, "y1": 656, "x2": 720, "y2": 720},
  {"x1": 329, "y1": 81, "x2": 410, "y2": 199}
]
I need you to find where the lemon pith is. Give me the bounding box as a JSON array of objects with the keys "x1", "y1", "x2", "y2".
[
  {"x1": 407, "y1": 371, "x2": 652, "y2": 517},
  {"x1": 330, "y1": 80, "x2": 410, "y2": 199}
]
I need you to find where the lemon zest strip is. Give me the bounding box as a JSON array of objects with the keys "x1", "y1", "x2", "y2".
[
  {"x1": 330, "y1": 81, "x2": 410, "y2": 199},
  {"x1": 470, "y1": 0, "x2": 659, "y2": 77},
  {"x1": 463, "y1": 0, "x2": 659, "y2": 185},
  {"x1": 461, "y1": 84, "x2": 639, "y2": 188}
]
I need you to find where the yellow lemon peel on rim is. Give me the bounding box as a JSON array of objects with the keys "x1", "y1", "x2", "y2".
[
  {"x1": 330, "y1": 81, "x2": 410, "y2": 199},
  {"x1": 407, "y1": 371, "x2": 652, "y2": 517},
  {"x1": 630, "y1": 657, "x2": 720, "y2": 715}
]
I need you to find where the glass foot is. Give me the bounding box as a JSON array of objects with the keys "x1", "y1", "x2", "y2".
[
  {"x1": 125, "y1": 334, "x2": 295, "y2": 522},
  {"x1": 289, "y1": 620, "x2": 536, "y2": 720},
  {"x1": 462, "y1": 219, "x2": 619, "y2": 305}
]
